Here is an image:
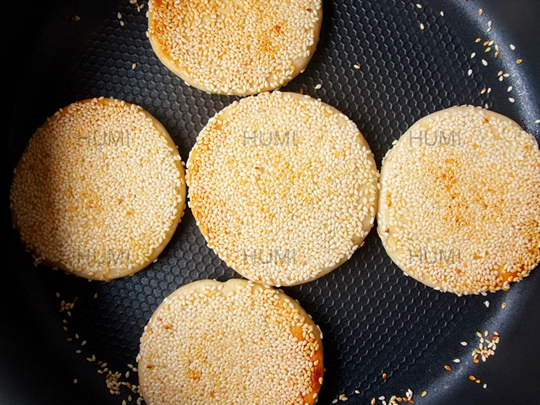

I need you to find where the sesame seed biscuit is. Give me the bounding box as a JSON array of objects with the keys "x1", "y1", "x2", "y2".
[
  {"x1": 147, "y1": 0, "x2": 322, "y2": 95},
  {"x1": 186, "y1": 91, "x2": 379, "y2": 286},
  {"x1": 10, "y1": 97, "x2": 186, "y2": 280},
  {"x1": 138, "y1": 278, "x2": 323, "y2": 405},
  {"x1": 378, "y1": 106, "x2": 540, "y2": 295}
]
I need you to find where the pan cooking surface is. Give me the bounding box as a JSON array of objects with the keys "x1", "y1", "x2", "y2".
[{"x1": 3, "y1": 0, "x2": 540, "y2": 404}]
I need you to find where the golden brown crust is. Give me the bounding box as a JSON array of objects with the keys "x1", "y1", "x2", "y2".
[
  {"x1": 138, "y1": 278, "x2": 324, "y2": 405},
  {"x1": 377, "y1": 105, "x2": 540, "y2": 295},
  {"x1": 147, "y1": 0, "x2": 322, "y2": 95},
  {"x1": 10, "y1": 97, "x2": 186, "y2": 280},
  {"x1": 186, "y1": 92, "x2": 379, "y2": 286}
]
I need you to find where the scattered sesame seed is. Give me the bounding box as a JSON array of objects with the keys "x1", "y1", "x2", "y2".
[
  {"x1": 132, "y1": 63, "x2": 137, "y2": 70},
  {"x1": 517, "y1": 59, "x2": 523, "y2": 64},
  {"x1": 482, "y1": 59, "x2": 488, "y2": 66},
  {"x1": 416, "y1": 4, "x2": 422, "y2": 8},
  {"x1": 483, "y1": 383, "x2": 488, "y2": 389},
  {"x1": 353, "y1": 64, "x2": 361, "y2": 69},
  {"x1": 478, "y1": 9, "x2": 483, "y2": 15},
  {"x1": 440, "y1": 11, "x2": 444, "y2": 16},
  {"x1": 371, "y1": 399, "x2": 376, "y2": 405},
  {"x1": 476, "y1": 38, "x2": 482, "y2": 43},
  {"x1": 419, "y1": 23, "x2": 425, "y2": 30},
  {"x1": 120, "y1": 20, "x2": 125, "y2": 26},
  {"x1": 444, "y1": 365, "x2": 452, "y2": 371},
  {"x1": 471, "y1": 52, "x2": 476, "y2": 58},
  {"x1": 117, "y1": 12, "x2": 122, "y2": 19},
  {"x1": 75, "y1": 350, "x2": 81, "y2": 354},
  {"x1": 461, "y1": 342, "x2": 468, "y2": 346},
  {"x1": 509, "y1": 97, "x2": 515, "y2": 103},
  {"x1": 507, "y1": 86, "x2": 513, "y2": 92},
  {"x1": 468, "y1": 69, "x2": 473, "y2": 76},
  {"x1": 480, "y1": 88, "x2": 486, "y2": 94},
  {"x1": 483, "y1": 300, "x2": 490, "y2": 307},
  {"x1": 510, "y1": 44, "x2": 516, "y2": 50},
  {"x1": 453, "y1": 358, "x2": 461, "y2": 363},
  {"x1": 354, "y1": 390, "x2": 360, "y2": 394},
  {"x1": 535, "y1": 120, "x2": 540, "y2": 125},
  {"x1": 73, "y1": 379, "x2": 78, "y2": 384},
  {"x1": 314, "y1": 84, "x2": 322, "y2": 90},
  {"x1": 485, "y1": 47, "x2": 491, "y2": 53}
]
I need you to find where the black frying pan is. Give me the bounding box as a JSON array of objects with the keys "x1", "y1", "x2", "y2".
[{"x1": 3, "y1": 1, "x2": 540, "y2": 404}]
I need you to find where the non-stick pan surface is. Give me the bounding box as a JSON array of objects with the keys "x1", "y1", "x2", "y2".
[{"x1": 2, "y1": 1, "x2": 540, "y2": 404}]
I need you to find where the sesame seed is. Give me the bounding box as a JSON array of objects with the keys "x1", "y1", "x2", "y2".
[
  {"x1": 468, "y1": 69, "x2": 473, "y2": 76},
  {"x1": 138, "y1": 279, "x2": 324, "y2": 404},
  {"x1": 471, "y1": 52, "x2": 476, "y2": 58},
  {"x1": 73, "y1": 379, "x2": 78, "y2": 384},
  {"x1": 186, "y1": 91, "x2": 378, "y2": 286},
  {"x1": 453, "y1": 358, "x2": 460, "y2": 363},
  {"x1": 132, "y1": 63, "x2": 137, "y2": 70},
  {"x1": 419, "y1": 23, "x2": 425, "y2": 30},
  {"x1": 476, "y1": 38, "x2": 482, "y2": 43},
  {"x1": 507, "y1": 86, "x2": 513, "y2": 92},
  {"x1": 517, "y1": 59, "x2": 523, "y2": 64},
  {"x1": 444, "y1": 365, "x2": 452, "y2": 371},
  {"x1": 509, "y1": 97, "x2": 515, "y2": 103},
  {"x1": 353, "y1": 64, "x2": 361, "y2": 69},
  {"x1": 10, "y1": 98, "x2": 187, "y2": 281},
  {"x1": 478, "y1": 9, "x2": 483, "y2": 15},
  {"x1": 117, "y1": 12, "x2": 122, "y2": 19},
  {"x1": 482, "y1": 59, "x2": 488, "y2": 66},
  {"x1": 483, "y1": 300, "x2": 490, "y2": 307},
  {"x1": 314, "y1": 84, "x2": 322, "y2": 90},
  {"x1": 535, "y1": 120, "x2": 540, "y2": 125},
  {"x1": 440, "y1": 11, "x2": 444, "y2": 16},
  {"x1": 416, "y1": 4, "x2": 422, "y2": 8},
  {"x1": 148, "y1": 0, "x2": 322, "y2": 95},
  {"x1": 510, "y1": 44, "x2": 516, "y2": 50},
  {"x1": 421, "y1": 391, "x2": 427, "y2": 397},
  {"x1": 377, "y1": 105, "x2": 540, "y2": 295}
]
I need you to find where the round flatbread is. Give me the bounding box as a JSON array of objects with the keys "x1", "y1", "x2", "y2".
[
  {"x1": 147, "y1": 0, "x2": 322, "y2": 95},
  {"x1": 137, "y1": 278, "x2": 324, "y2": 405},
  {"x1": 377, "y1": 105, "x2": 540, "y2": 295},
  {"x1": 186, "y1": 91, "x2": 379, "y2": 286},
  {"x1": 10, "y1": 97, "x2": 186, "y2": 280}
]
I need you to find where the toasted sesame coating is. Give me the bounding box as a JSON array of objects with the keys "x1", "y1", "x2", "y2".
[
  {"x1": 378, "y1": 106, "x2": 540, "y2": 295},
  {"x1": 186, "y1": 91, "x2": 379, "y2": 286},
  {"x1": 147, "y1": 0, "x2": 322, "y2": 95},
  {"x1": 138, "y1": 279, "x2": 324, "y2": 405},
  {"x1": 10, "y1": 97, "x2": 186, "y2": 280}
]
